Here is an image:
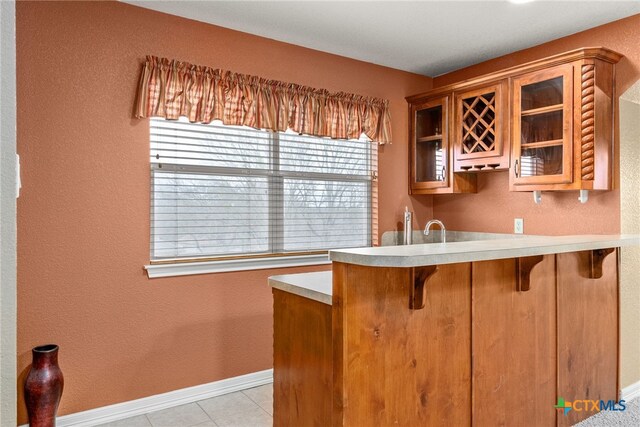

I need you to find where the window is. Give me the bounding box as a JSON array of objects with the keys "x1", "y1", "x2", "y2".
[{"x1": 149, "y1": 118, "x2": 376, "y2": 265}]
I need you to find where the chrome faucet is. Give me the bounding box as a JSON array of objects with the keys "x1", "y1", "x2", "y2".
[{"x1": 424, "y1": 219, "x2": 446, "y2": 243}]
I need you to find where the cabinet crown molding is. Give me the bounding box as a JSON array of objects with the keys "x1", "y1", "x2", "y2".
[{"x1": 406, "y1": 47, "x2": 623, "y2": 102}]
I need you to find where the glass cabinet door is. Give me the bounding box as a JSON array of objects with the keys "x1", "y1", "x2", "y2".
[
  {"x1": 411, "y1": 96, "x2": 449, "y2": 190},
  {"x1": 512, "y1": 64, "x2": 573, "y2": 185}
]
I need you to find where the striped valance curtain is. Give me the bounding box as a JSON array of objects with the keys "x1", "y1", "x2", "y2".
[{"x1": 134, "y1": 56, "x2": 392, "y2": 144}]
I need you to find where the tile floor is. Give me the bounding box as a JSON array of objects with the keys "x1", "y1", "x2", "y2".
[
  {"x1": 78, "y1": 383, "x2": 640, "y2": 427},
  {"x1": 95, "y1": 384, "x2": 272, "y2": 427}
]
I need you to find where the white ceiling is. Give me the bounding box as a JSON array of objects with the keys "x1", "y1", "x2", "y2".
[{"x1": 124, "y1": 0, "x2": 640, "y2": 77}]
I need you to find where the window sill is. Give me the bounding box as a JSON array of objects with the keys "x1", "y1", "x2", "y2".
[{"x1": 144, "y1": 253, "x2": 331, "y2": 278}]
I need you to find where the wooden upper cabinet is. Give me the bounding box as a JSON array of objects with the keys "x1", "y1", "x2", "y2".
[
  {"x1": 409, "y1": 96, "x2": 477, "y2": 195},
  {"x1": 511, "y1": 64, "x2": 574, "y2": 186},
  {"x1": 411, "y1": 96, "x2": 449, "y2": 190},
  {"x1": 453, "y1": 81, "x2": 509, "y2": 172},
  {"x1": 509, "y1": 51, "x2": 622, "y2": 192},
  {"x1": 406, "y1": 47, "x2": 622, "y2": 196}
]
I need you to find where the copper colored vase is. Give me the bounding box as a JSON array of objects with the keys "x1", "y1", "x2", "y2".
[{"x1": 24, "y1": 344, "x2": 64, "y2": 427}]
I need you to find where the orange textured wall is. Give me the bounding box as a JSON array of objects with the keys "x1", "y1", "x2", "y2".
[
  {"x1": 16, "y1": 1, "x2": 431, "y2": 421},
  {"x1": 431, "y1": 14, "x2": 640, "y2": 235}
]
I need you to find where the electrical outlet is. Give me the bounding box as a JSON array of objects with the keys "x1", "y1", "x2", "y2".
[{"x1": 514, "y1": 218, "x2": 524, "y2": 234}]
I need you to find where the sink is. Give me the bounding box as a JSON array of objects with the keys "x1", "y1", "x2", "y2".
[{"x1": 380, "y1": 230, "x2": 525, "y2": 246}]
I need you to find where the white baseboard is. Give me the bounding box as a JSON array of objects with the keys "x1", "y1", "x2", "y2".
[
  {"x1": 622, "y1": 379, "x2": 640, "y2": 401},
  {"x1": 23, "y1": 372, "x2": 636, "y2": 426},
  {"x1": 23, "y1": 369, "x2": 273, "y2": 427}
]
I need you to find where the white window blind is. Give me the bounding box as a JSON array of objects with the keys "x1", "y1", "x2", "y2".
[{"x1": 150, "y1": 118, "x2": 376, "y2": 262}]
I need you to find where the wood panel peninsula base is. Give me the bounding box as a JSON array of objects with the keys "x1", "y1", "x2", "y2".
[{"x1": 270, "y1": 235, "x2": 640, "y2": 427}]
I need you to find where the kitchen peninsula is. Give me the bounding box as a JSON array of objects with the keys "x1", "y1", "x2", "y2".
[{"x1": 270, "y1": 234, "x2": 639, "y2": 427}]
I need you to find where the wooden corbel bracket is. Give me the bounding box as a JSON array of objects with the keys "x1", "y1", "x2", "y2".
[
  {"x1": 516, "y1": 255, "x2": 544, "y2": 292},
  {"x1": 587, "y1": 248, "x2": 615, "y2": 279},
  {"x1": 409, "y1": 265, "x2": 438, "y2": 310}
]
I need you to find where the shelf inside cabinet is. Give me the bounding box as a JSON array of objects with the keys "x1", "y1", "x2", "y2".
[
  {"x1": 417, "y1": 135, "x2": 443, "y2": 143},
  {"x1": 521, "y1": 104, "x2": 563, "y2": 117},
  {"x1": 521, "y1": 139, "x2": 564, "y2": 149}
]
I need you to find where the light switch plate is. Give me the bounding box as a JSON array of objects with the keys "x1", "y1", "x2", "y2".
[
  {"x1": 514, "y1": 218, "x2": 524, "y2": 234},
  {"x1": 16, "y1": 154, "x2": 21, "y2": 198}
]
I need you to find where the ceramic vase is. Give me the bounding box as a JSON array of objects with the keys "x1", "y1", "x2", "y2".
[{"x1": 24, "y1": 344, "x2": 64, "y2": 427}]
